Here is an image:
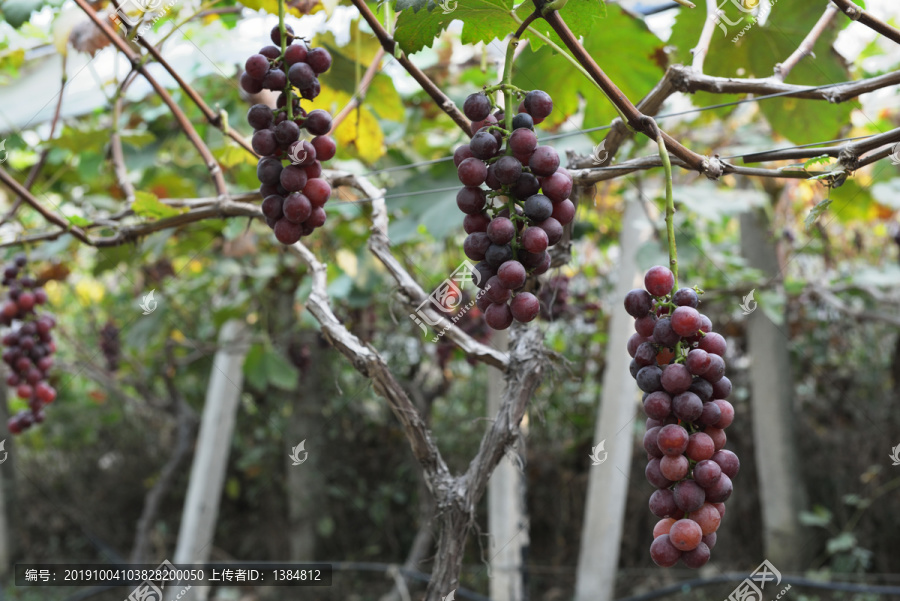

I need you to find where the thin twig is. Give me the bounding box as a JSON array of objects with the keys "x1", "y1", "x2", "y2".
[
  {"x1": 691, "y1": 0, "x2": 719, "y2": 73},
  {"x1": 329, "y1": 47, "x2": 386, "y2": 134},
  {"x1": 831, "y1": 0, "x2": 900, "y2": 45},
  {"x1": 774, "y1": 4, "x2": 839, "y2": 81},
  {"x1": 0, "y1": 166, "x2": 91, "y2": 244}
]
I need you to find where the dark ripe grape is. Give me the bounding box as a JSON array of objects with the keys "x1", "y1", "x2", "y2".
[
  {"x1": 288, "y1": 62, "x2": 316, "y2": 90},
  {"x1": 485, "y1": 278, "x2": 510, "y2": 303},
  {"x1": 686, "y1": 432, "x2": 715, "y2": 462},
  {"x1": 245, "y1": 54, "x2": 270, "y2": 80},
  {"x1": 510, "y1": 292, "x2": 540, "y2": 322},
  {"x1": 643, "y1": 391, "x2": 672, "y2": 420},
  {"x1": 508, "y1": 128, "x2": 537, "y2": 156},
  {"x1": 537, "y1": 217, "x2": 563, "y2": 245},
  {"x1": 686, "y1": 349, "x2": 710, "y2": 375},
  {"x1": 469, "y1": 131, "x2": 499, "y2": 160},
  {"x1": 692, "y1": 459, "x2": 722, "y2": 488},
  {"x1": 280, "y1": 165, "x2": 308, "y2": 192},
  {"x1": 464, "y1": 212, "x2": 491, "y2": 234},
  {"x1": 306, "y1": 47, "x2": 332, "y2": 74},
  {"x1": 699, "y1": 332, "x2": 727, "y2": 356},
  {"x1": 650, "y1": 535, "x2": 682, "y2": 568},
  {"x1": 712, "y1": 399, "x2": 734, "y2": 428},
  {"x1": 274, "y1": 120, "x2": 301, "y2": 146},
  {"x1": 673, "y1": 287, "x2": 699, "y2": 308},
  {"x1": 659, "y1": 454, "x2": 689, "y2": 481},
  {"x1": 671, "y1": 306, "x2": 702, "y2": 337},
  {"x1": 485, "y1": 244, "x2": 513, "y2": 268},
  {"x1": 476, "y1": 292, "x2": 492, "y2": 312},
  {"x1": 511, "y1": 172, "x2": 540, "y2": 200},
  {"x1": 634, "y1": 341, "x2": 658, "y2": 368},
  {"x1": 470, "y1": 113, "x2": 498, "y2": 133},
  {"x1": 262, "y1": 68, "x2": 286, "y2": 90},
  {"x1": 474, "y1": 261, "x2": 497, "y2": 287},
  {"x1": 627, "y1": 333, "x2": 647, "y2": 357},
  {"x1": 306, "y1": 206, "x2": 327, "y2": 228},
  {"x1": 672, "y1": 391, "x2": 702, "y2": 422},
  {"x1": 682, "y1": 543, "x2": 711, "y2": 569},
  {"x1": 283, "y1": 192, "x2": 313, "y2": 223},
  {"x1": 636, "y1": 365, "x2": 663, "y2": 393},
  {"x1": 712, "y1": 376, "x2": 732, "y2": 400},
  {"x1": 484, "y1": 164, "x2": 502, "y2": 191},
  {"x1": 14, "y1": 254, "x2": 26, "y2": 267},
  {"x1": 485, "y1": 302, "x2": 514, "y2": 330},
  {"x1": 712, "y1": 449, "x2": 740, "y2": 478},
  {"x1": 646, "y1": 458, "x2": 673, "y2": 489},
  {"x1": 266, "y1": 216, "x2": 277, "y2": 228},
  {"x1": 625, "y1": 289, "x2": 653, "y2": 318},
  {"x1": 274, "y1": 111, "x2": 287, "y2": 125},
  {"x1": 494, "y1": 156, "x2": 522, "y2": 185},
  {"x1": 652, "y1": 318, "x2": 680, "y2": 348},
  {"x1": 20, "y1": 277, "x2": 35, "y2": 290},
  {"x1": 274, "y1": 218, "x2": 303, "y2": 244},
  {"x1": 524, "y1": 195, "x2": 553, "y2": 222},
  {"x1": 291, "y1": 140, "x2": 317, "y2": 166},
  {"x1": 304, "y1": 109, "x2": 332, "y2": 135},
  {"x1": 702, "y1": 532, "x2": 717, "y2": 550},
  {"x1": 300, "y1": 81, "x2": 321, "y2": 100},
  {"x1": 542, "y1": 171, "x2": 573, "y2": 203},
  {"x1": 644, "y1": 266, "x2": 675, "y2": 297},
  {"x1": 661, "y1": 364, "x2": 692, "y2": 395},
  {"x1": 35, "y1": 382, "x2": 56, "y2": 404},
  {"x1": 284, "y1": 44, "x2": 308, "y2": 66},
  {"x1": 533, "y1": 252, "x2": 552, "y2": 275},
  {"x1": 457, "y1": 158, "x2": 488, "y2": 186},
  {"x1": 311, "y1": 136, "x2": 336, "y2": 161},
  {"x1": 261, "y1": 195, "x2": 285, "y2": 220},
  {"x1": 701, "y1": 354, "x2": 725, "y2": 383},
  {"x1": 463, "y1": 93, "x2": 492, "y2": 121},
  {"x1": 669, "y1": 518, "x2": 703, "y2": 552},
  {"x1": 698, "y1": 400, "x2": 722, "y2": 426},
  {"x1": 630, "y1": 359, "x2": 640, "y2": 379},
  {"x1": 270, "y1": 23, "x2": 294, "y2": 46},
  {"x1": 305, "y1": 160, "x2": 322, "y2": 178},
  {"x1": 512, "y1": 112, "x2": 533, "y2": 130},
  {"x1": 454, "y1": 145, "x2": 474, "y2": 167},
  {"x1": 551, "y1": 199, "x2": 575, "y2": 225},
  {"x1": 257, "y1": 157, "x2": 283, "y2": 185},
  {"x1": 497, "y1": 260, "x2": 526, "y2": 290},
  {"x1": 464, "y1": 233, "x2": 491, "y2": 261},
  {"x1": 704, "y1": 473, "x2": 732, "y2": 503},
  {"x1": 649, "y1": 489, "x2": 679, "y2": 518},
  {"x1": 529, "y1": 146, "x2": 560, "y2": 176},
  {"x1": 456, "y1": 186, "x2": 486, "y2": 215},
  {"x1": 303, "y1": 178, "x2": 331, "y2": 207},
  {"x1": 657, "y1": 424, "x2": 688, "y2": 456},
  {"x1": 691, "y1": 505, "x2": 721, "y2": 536},
  {"x1": 17, "y1": 384, "x2": 32, "y2": 399},
  {"x1": 706, "y1": 427, "x2": 727, "y2": 452},
  {"x1": 653, "y1": 517, "x2": 677, "y2": 538},
  {"x1": 690, "y1": 377, "x2": 714, "y2": 403},
  {"x1": 699, "y1": 314, "x2": 713, "y2": 334},
  {"x1": 241, "y1": 72, "x2": 264, "y2": 94},
  {"x1": 247, "y1": 104, "x2": 273, "y2": 129},
  {"x1": 486, "y1": 217, "x2": 515, "y2": 245},
  {"x1": 521, "y1": 226, "x2": 548, "y2": 253},
  {"x1": 520, "y1": 251, "x2": 545, "y2": 269},
  {"x1": 524, "y1": 90, "x2": 553, "y2": 120}
]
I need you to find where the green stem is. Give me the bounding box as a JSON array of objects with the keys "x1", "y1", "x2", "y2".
[
  {"x1": 657, "y1": 132, "x2": 678, "y2": 289},
  {"x1": 278, "y1": 0, "x2": 292, "y2": 120},
  {"x1": 502, "y1": 34, "x2": 517, "y2": 256}
]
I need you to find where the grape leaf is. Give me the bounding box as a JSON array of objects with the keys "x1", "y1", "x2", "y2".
[
  {"x1": 236, "y1": 0, "x2": 305, "y2": 17},
  {"x1": 133, "y1": 191, "x2": 189, "y2": 219},
  {"x1": 1, "y1": 0, "x2": 43, "y2": 28},
  {"x1": 394, "y1": 0, "x2": 515, "y2": 55},
  {"x1": 804, "y1": 197, "x2": 832, "y2": 230},
  {"x1": 313, "y1": 84, "x2": 385, "y2": 163},
  {"x1": 66, "y1": 214, "x2": 91, "y2": 227},
  {"x1": 515, "y1": 0, "x2": 604, "y2": 52}
]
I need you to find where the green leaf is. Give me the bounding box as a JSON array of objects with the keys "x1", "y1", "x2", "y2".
[
  {"x1": 799, "y1": 505, "x2": 832, "y2": 528},
  {"x1": 120, "y1": 130, "x2": 155, "y2": 148},
  {"x1": 242, "y1": 344, "x2": 268, "y2": 391},
  {"x1": 132, "y1": 191, "x2": 189, "y2": 220},
  {"x1": 66, "y1": 214, "x2": 91, "y2": 227},
  {"x1": 826, "y1": 532, "x2": 857, "y2": 555},
  {"x1": 803, "y1": 155, "x2": 832, "y2": 169},
  {"x1": 515, "y1": 0, "x2": 604, "y2": 52},
  {"x1": 394, "y1": 0, "x2": 515, "y2": 55},
  {"x1": 804, "y1": 197, "x2": 832, "y2": 230},
  {"x1": 265, "y1": 349, "x2": 300, "y2": 390},
  {"x1": 214, "y1": 144, "x2": 257, "y2": 168},
  {"x1": 1, "y1": 0, "x2": 43, "y2": 28}
]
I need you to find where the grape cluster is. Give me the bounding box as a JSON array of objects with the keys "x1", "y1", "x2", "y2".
[
  {"x1": 1, "y1": 255, "x2": 57, "y2": 434},
  {"x1": 455, "y1": 89, "x2": 575, "y2": 330},
  {"x1": 242, "y1": 25, "x2": 336, "y2": 245},
  {"x1": 624, "y1": 266, "x2": 737, "y2": 568}
]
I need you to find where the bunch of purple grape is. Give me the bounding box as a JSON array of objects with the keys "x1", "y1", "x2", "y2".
[
  {"x1": 455, "y1": 89, "x2": 575, "y2": 330},
  {"x1": 624, "y1": 265, "x2": 738, "y2": 568},
  {"x1": 1, "y1": 255, "x2": 57, "y2": 434},
  {"x1": 242, "y1": 25, "x2": 336, "y2": 245}
]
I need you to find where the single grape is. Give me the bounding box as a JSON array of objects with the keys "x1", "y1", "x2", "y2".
[
  {"x1": 262, "y1": 68, "x2": 286, "y2": 90},
  {"x1": 701, "y1": 354, "x2": 725, "y2": 383},
  {"x1": 659, "y1": 454, "x2": 689, "y2": 481},
  {"x1": 686, "y1": 349, "x2": 711, "y2": 375},
  {"x1": 529, "y1": 146, "x2": 560, "y2": 176},
  {"x1": 542, "y1": 171, "x2": 573, "y2": 203},
  {"x1": 247, "y1": 104, "x2": 273, "y2": 129},
  {"x1": 551, "y1": 199, "x2": 575, "y2": 226},
  {"x1": 650, "y1": 535, "x2": 682, "y2": 567},
  {"x1": 649, "y1": 489, "x2": 680, "y2": 518},
  {"x1": 669, "y1": 518, "x2": 703, "y2": 551},
  {"x1": 704, "y1": 473, "x2": 733, "y2": 503},
  {"x1": 306, "y1": 206, "x2": 327, "y2": 228},
  {"x1": 311, "y1": 136, "x2": 336, "y2": 162},
  {"x1": 486, "y1": 217, "x2": 516, "y2": 245},
  {"x1": 494, "y1": 156, "x2": 522, "y2": 185},
  {"x1": 643, "y1": 391, "x2": 672, "y2": 420},
  {"x1": 280, "y1": 165, "x2": 308, "y2": 192},
  {"x1": 241, "y1": 72, "x2": 264, "y2": 94},
  {"x1": 485, "y1": 244, "x2": 513, "y2": 268},
  {"x1": 288, "y1": 62, "x2": 316, "y2": 90},
  {"x1": 656, "y1": 424, "x2": 689, "y2": 456},
  {"x1": 464, "y1": 233, "x2": 491, "y2": 261},
  {"x1": 690, "y1": 378, "x2": 714, "y2": 403},
  {"x1": 681, "y1": 542, "x2": 710, "y2": 568},
  {"x1": 457, "y1": 158, "x2": 488, "y2": 186},
  {"x1": 652, "y1": 318, "x2": 680, "y2": 348},
  {"x1": 464, "y1": 212, "x2": 491, "y2": 234},
  {"x1": 698, "y1": 401, "x2": 722, "y2": 427},
  {"x1": 510, "y1": 172, "x2": 541, "y2": 200},
  {"x1": 497, "y1": 261, "x2": 527, "y2": 290},
  {"x1": 274, "y1": 218, "x2": 303, "y2": 244},
  {"x1": 692, "y1": 459, "x2": 722, "y2": 488},
  {"x1": 645, "y1": 458, "x2": 673, "y2": 489},
  {"x1": 661, "y1": 364, "x2": 692, "y2": 395},
  {"x1": 485, "y1": 302, "x2": 514, "y2": 330},
  {"x1": 261, "y1": 195, "x2": 285, "y2": 220},
  {"x1": 712, "y1": 399, "x2": 734, "y2": 428},
  {"x1": 702, "y1": 533, "x2": 717, "y2": 550},
  {"x1": 521, "y1": 227, "x2": 548, "y2": 253},
  {"x1": 624, "y1": 289, "x2": 653, "y2": 318},
  {"x1": 304, "y1": 109, "x2": 333, "y2": 135},
  {"x1": 284, "y1": 44, "x2": 307, "y2": 66},
  {"x1": 463, "y1": 93, "x2": 492, "y2": 121},
  {"x1": 510, "y1": 292, "x2": 540, "y2": 322},
  {"x1": 705, "y1": 427, "x2": 727, "y2": 452},
  {"x1": 699, "y1": 332, "x2": 727, "y2": 356},
  {"x1": 711, "y1": 449, "x2": 740, "y2": 478},
  {"x1": 653, "y1": 518, "x2": 677, "y2": 538},
  {"x1": 512, "y1": 112, "x2": 533, "y2": 130},
  {"x1": 257, "y1": 157, "x2": 283, "y2": 185},
  {"x1": 303, "y1": 178, "x2": 331, "y2": 207},
  {"x1": 275, "y1": 120, "x2": 301, "y2": 146},
  {"x1": 673, "y1": 287, "x2": 699, "y2": 308},
  {"x1": 685, "y1": 432, "x2": 715, "y2": 461},
  {"x1": 672, "y1": 391, "x2": 703, "y2": 422},
  {"x1": 643, "y1": 426, "x2": 664, "y2": 459},
  {"x1": 523, "y1": 90, "x2": 553, "y2": 120},
  {"x1": 634, "y1": 342, "x2": 658, "y2": 368},
  {"x1": 270, "y1": 23, "x2": 294, "y2": 46},
  {"x1": 524, "y1": 195, "x2": 553, "y2": 222},
  {"x1": 509, "y1": 128, "x2": 538, "y2": 155},
  {"x1": 454, "y1": 145, "x2": 474, "y2": 167},
  {"x1": 636, "y1": 365, "x2": 663, "y2": 393},
  {"x1": 470, "y1": 131, "x2": 499, "y2": 160},
  {"x1": 244, "y1": 54, "x2": 270, "y2": 80},
  {"x1": 306, "y1": 47, "x2": 332, "y2": 74},
  {"x1": 644, "y1": 266, "x2": 675, "y2": 297},
  {"x1": 283, "y1": 192, "x2": 313, "y2": 224},
  {"x1": 457, "y1": 187, "x2": 487, "y2": 215}
]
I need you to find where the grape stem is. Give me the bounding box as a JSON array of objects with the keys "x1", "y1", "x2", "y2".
[
  {"x1": 502, "y1": 34, "x2": 519, "y2": 257},
  {"x1": 655, "y1": 127, "x2": 678, "y2": 290},
  {"x1": 278, "y1": 0, "x2": 292, "y2": 120}
]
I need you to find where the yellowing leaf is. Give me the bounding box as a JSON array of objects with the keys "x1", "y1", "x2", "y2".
[
  {"x1": 75, "y1": 279, "x2": 105, "y2": 304},
  {"x1": 132, "y1": 191, "x2": 188, "y2": 219},
  {"x1": 214, "y1": 144, "x2": 258, "y2": 167},
  {"x1": 236, "y1": 0, "x2": 305, "y2": 17},
  {"x1": 312, "y1": 85, "x2": 385, "y2": 163}
]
